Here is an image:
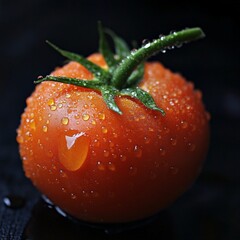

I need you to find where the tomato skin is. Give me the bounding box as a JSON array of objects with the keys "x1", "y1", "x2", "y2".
[{"x1": 17, "y1": 54, "x2": 209, "y2": 223}]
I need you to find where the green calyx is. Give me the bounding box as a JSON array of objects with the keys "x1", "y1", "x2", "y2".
[{"x1": 35, "y1": 23, "x2": 205, "y2": 115}]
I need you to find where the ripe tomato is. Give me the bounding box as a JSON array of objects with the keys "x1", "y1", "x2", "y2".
[{"x1": 17, "y1": 27, "x2": 209, "y2": 223}]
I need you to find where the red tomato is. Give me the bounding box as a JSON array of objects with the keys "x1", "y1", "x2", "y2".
[{"x1": 17, "y1": 27, "x2": 209, "y2": 223}]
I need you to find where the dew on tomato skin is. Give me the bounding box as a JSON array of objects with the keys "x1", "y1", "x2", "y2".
[
  {"x1": 58, "y1": 103, "x2": 63, "y2": 108},
  {"x1": 129, "y1": 166, "x2": 137, "y2": 176},
  {"x1": 170, "y1": 137, "x2": 177, "y2": 146},
  {"x1": 50, "y1": 105, "x2": 57, "y2": 111},
  {"x1": 58, "y1": 132, "x2": 90, "y2": 171},
  {"x1": 98, "y1": 113, "x2": 105, "y2": 120},
  {"x1": 169, "y1": 166, "x2": 179, "y2": 175},
  {"x1": 59, "y1": 170, "x2": 67, "y2": 178},
  {"x1": 42, "y1": 125, "x2": 48, "y2": 133},
  {"x1": 159, "y1": 148, "x2": 166, "y2": 156},
  {"x1": 103, "y1": 150, "x2": 110, "y2": 157},
  {"x1": 134, "y1": 145, "x2": 143, "y2": 158},
  {"x1": 61, "y1": 117, "x2": 69, "y2": 125},
  {"x1": 82, "y1": 114, "x2": 90, "y2": 121},
  {"x1": 47, "y1": 98, "x2": 55, "y2": 106},
  {"x1": 66, "y1": 93, "x2": 71, "y2": 98},
  {"x1": 108, "y1": 162, "x2": 116, "y2": 171},
  {"x1": 70, "y1": 193, "x2": 77, "y2": 200},
  {"x1": 187, "y1": 142, "x2": 196, "y2": 152},
  {"x1": 120, "y1": 154, "x2": 127, "y2": 162},
  {"x1": 180, "y1": 120, "x2": 188, "y2": 129},
  {"x1": 102, "y1": 126, "x2": 108, "y2": 134},
  {"x1": 46, "y1": 150, "x2": 53, "y2": 158},
  {"x1": 97, "y1": 161, "x2": 105, "y2": 171},
  {"x1": 17, "y1": 135, "x2": 24, "y2": 144}
]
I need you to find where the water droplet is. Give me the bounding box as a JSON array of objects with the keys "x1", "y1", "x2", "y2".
[
  {"x1": 61, "y1": 117, "x2": 69, "y2": 125},
  {"x1": 98, "y1": 113, "x2": 105, "y2": 120},
  {"x1": 102, "y1": 126, "x2": 108, "y2": 134},
  {"x1": 129, "y1": 166, "x2": 137, "y2": 176},
  {"x1": 47, "y1": 98, "x2": 55, "y2": 106},
  {"x1": 88, "y1": 95, "x2": 93, "y2": 100},
  {"x1": 17, "y1": 135, "x2": 24, "y2": 144},
  {"x1": 120, "y1": 155, "x2": 127, "y2": 162},
  {"x1": 169, "y1": 166, "x2": 178, "y2": 175},
  {"x1": 188, "y1": 142, "x2": 196, "y2": 152},
  {"x1": 148, "y1": 127, "x2": 154, "y2": 132},
  {"x1": 66, "y1": 93, "x2": 71, "y2": 98},
  {"x1": 144, "y1": 136, "x2": 150, "y2": 144},
  {"x1": 108, "y1": 162, "x2": 116, "y2": 171},
  {"x1": 42, "y1": 125, "x2": 48, "y2": 132},
  {"x1": 143, "y1": 42, "x2": 151, "y2": 48},
  {"x1": 3, "y1": 195, "x2": 25, "y2": 209},
  {"x1": 50, "y1": 105, "x2": 57, "y2": 111},
  {"x1": 161, "y1": 49, "x2": 166, "y2": 53},
  {"x1": 47, "y1": 150, "x2": 53, "y2": 158},
  {"x1": 181, "y1": 120, "x2": 188, "y2": 129},
  {"x1": 159, "y1": 34, "x2": 165, "y2": 40},
  {"x1": 142, "y1": 39, "x2": 150, "y2": 47},
  {"x1": 30, "y1": 120, "x2": 36, "y2": 130},
  {"x1": 160, "y1": 148, "x2": 166, "y2": 156},
  {"x1": 82, "y1": 114, "x2": 90, "y2": 121},
  {"x1": 97, "y1": 161, "x2": 105, "y2": 171},
  {"x1": 103, "y1": 150, "x2": 110, "y2": 157},
  {"x1": 134, "y1": 145, "x2": 142, "y2": 158},
  {"x1": 58, "y1": 131, "x2": 90, "y2": 171},
  {"x1": 170, "y1": 137, "x2": 177, "y2": 146},
  {"x1": 131, "y1": 48, "x2": 138, "y2": 54},
  {"x1": 70, "y1": 193, "x2": 77, "y2": 200},
  {"x1": 58, "y1": 103, "x2": 63, "y2": 108},
  {"x1": 91, "y1": 120, "x2": 96, "y2": 125}
]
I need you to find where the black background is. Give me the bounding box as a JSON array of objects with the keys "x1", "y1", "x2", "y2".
[{"x1": 0, "y1": 0, "x2": 240, "y2": 239}]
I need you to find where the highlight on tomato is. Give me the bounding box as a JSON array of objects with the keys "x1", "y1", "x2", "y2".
[{"x1": 17, "y1": 23, "x2": 210, "y2": 223}]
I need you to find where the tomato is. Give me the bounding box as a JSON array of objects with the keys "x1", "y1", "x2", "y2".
[{"x1": 17, "y1": 26, "x2": 209, "y2": 223}]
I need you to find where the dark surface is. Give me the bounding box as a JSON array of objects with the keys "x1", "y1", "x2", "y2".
[{"x1": 0, "y1": 0, "x2": 240, "y2": 239}]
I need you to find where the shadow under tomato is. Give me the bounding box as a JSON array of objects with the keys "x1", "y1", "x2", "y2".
[{"x1": 22, "y1": 198, "x2": 174, "y2": 240}]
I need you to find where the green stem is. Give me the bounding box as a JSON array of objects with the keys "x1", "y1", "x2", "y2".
[{"x1": 111, "y1": 27, "x2": 205, "y2": 89}]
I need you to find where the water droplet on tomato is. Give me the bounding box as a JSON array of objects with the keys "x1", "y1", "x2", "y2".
[
  {"x1": 170, "y1": 137, "x2": 177, "y2": 146},
  {"x1": 50, "y1": 105, "x2": 57, "y2": 111},
  {"x1": 169, "y1": 166, "x2": 178, "y2": 175},
  {"x1": 160, "y1": 148, "x2": 166, "y2": 156},
  {"x1": 180, "y1": 120, "x2": 188, "y2": 129},
  {"x1": 97, "y1": 161, "x2": 105, "y2": 171},
  {"x1": 42, "y1": 125, "x2": 48, "y2": 132},
  {"x1": 70, "y1": 193, "x2": 77, "y2": 200},
  {"x1": 58, "y1": 131, "x2": 90, "y2": 171},
  {"x1": 47, "y1": 98, "x2": 55, "y2": 106},
  {"x1": 129, "y1": 166, "x2": 137, "y2": 176},
  {"x1": 82, "y1": 114, "x2": 90, "y2": 121},
  {"x1": 134, "y1": 145, "x2": 142, "y2": 158},
  {"x1": 98, "y1": 113, "x2": 105, "y2": 120},
  {"x1": 17, "y1": 135, "x2": 24, "y2": 144},
  {"x1": 66, "y1": 93, "x2": 71, "y2": 98},
  {"x1": 102, "y1": 127, "x2": 108, "y2": 134},
  {"x1": 61, "y1": 117, "x2": 69, "y2": 125},
  {"x1": 188, "y1": 142, "x2": 196, "y2": 152},
  {"x1": 103, "y1": 150, "x2": 110, "y2": 157},
  {"x1": 108, "y1": 162, "x2": 116, "y2": 171}
]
